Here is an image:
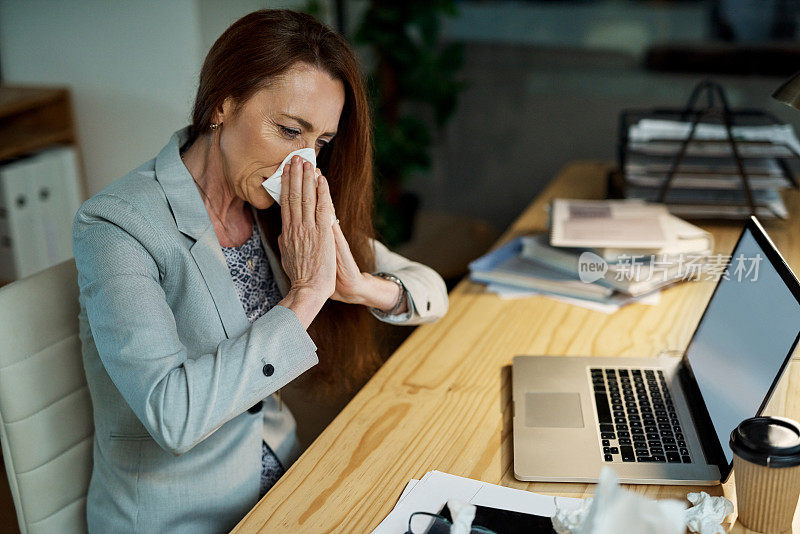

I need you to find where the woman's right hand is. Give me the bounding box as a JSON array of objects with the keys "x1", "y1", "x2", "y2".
[{"x1": 276, "y1": 155, "x2": 336, "y2": 329}]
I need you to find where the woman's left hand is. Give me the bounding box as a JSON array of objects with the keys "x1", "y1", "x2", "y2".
[
  {"x1": 330, "y1": 219, "x2": 372, "y2": 304},
  {"x1": 330, "y1": 217, "x2": 406, "y2": 313}
]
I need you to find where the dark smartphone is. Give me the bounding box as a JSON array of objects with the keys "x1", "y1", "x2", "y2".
[{"x1": 438, "y1": 503, "x2": 557, "y2": 534}]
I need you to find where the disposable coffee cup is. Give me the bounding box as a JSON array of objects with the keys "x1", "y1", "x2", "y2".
[{"x1": 730, "y1": 416, "x2": 800, "y2": 533}]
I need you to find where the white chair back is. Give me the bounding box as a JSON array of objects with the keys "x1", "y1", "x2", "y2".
[{"x1": 0, "y1": 260, "x2": 93, "y2": 534}]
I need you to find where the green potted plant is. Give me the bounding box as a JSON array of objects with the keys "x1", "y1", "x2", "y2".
[
  {"x1": 302, "y1": 0, "x2": 465, "y2": 245},
  {"x1": 354, "y1": 1, "x2": 466, "y2": 246}
]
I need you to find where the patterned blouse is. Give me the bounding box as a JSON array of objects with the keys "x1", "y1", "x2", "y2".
[{"x1": 220, "y1": 222, "x2": 286, "y2": 499}]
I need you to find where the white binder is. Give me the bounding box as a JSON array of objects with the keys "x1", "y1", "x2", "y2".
[
  {"x1": 34, "y1": 147, "x2": 83, "y2": 267},
  {"x1": 0, "y1": 146, "x2": 83, "y2": 281},
  {"x1": 0, "y1": 158, "x2": 44, "y2": 280}
]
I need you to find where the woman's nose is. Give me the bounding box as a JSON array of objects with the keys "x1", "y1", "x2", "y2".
[
  {"x1": 302, "y1": 141, "x2": 320, "y2": 157},
  {"x1": 299, "y1": 138, "x2": 320, "y2": 157}
]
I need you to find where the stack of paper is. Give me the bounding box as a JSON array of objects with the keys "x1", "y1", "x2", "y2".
[
  {"x1": 469, "y1": 240, "x2": 615, "y2": 302},
  {"x1": 487, "y1": 282, "x2": 661, "y2": 314},
  {"x1": 469, "y1": 199, "x2": 712, "y2": 312},
  {"x1": 625, "y1": 154, "x2": 791, "y2": 190},
  {"x1": 623, "y1": 118, "x2": 799, "y2": 219},
  {"x1": 372, "y1": 470, "x2": 581, "y2": 533},
  {"x1": 628, "y1": 119, "x2": 800, "y2": 155}
]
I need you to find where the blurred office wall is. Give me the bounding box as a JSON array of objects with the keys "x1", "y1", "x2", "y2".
[
  {"x1": 410, "y1": 45, "x2": 798, "y2": 231},
  {"x1": 406, "y1": 1, "x2": 800, "y2": 231}
]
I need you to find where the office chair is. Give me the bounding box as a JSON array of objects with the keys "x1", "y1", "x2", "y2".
[{"x1": 0, "y1": 260, "x2": 93, "y2": 534}]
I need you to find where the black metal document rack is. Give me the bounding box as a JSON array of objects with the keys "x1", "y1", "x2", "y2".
[{"x1": 617, "y1": 81, "x2": 800, "y2": 219}]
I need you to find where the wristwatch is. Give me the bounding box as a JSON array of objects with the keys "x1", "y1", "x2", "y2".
[{"x1": 370, "y1": 272, "x2": 408, "y2": 318}]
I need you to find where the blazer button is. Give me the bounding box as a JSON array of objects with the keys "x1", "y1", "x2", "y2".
[
  {"x1": 262, "y1": 364, "x2": 274, "y2": 377},
  {"x1": 247, "y1": 401, "x2": 263, "y2": 414}
]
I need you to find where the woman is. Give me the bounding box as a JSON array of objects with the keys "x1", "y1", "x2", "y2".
[{"x1": 72, "y1": 9, "x2": 448, "y2": 533}]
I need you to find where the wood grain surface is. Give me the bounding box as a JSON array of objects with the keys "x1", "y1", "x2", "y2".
[{"x1": 233, "y1": 162, "x2": 800, "y2": 533}]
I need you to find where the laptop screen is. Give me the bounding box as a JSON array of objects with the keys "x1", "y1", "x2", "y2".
[{"x1": 684, "y1": 227, "x2": 800, "y2": 465}]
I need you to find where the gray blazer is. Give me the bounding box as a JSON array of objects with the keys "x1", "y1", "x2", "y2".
[{"x1": 72, "y1": 127, "x2": 448, "y2": 533}]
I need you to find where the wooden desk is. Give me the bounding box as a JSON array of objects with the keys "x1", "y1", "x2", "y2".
[{"x1": 234, "y1": 162, "x2": 800, "y2": 533}]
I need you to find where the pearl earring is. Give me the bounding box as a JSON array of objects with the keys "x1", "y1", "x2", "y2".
[{"x1": 210, "y1": 123, "x2": 219, "y2": 131}]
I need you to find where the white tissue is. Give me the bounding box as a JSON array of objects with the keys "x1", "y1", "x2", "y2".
[
  {"x1": 261, "y1": 148, "x2": 319, "y2": 204},
  {"x1": 447, "y1": 500, "x2": 477, "y2": 534},
  {"x1": 552, "y1": 468, "x2": 686, "y2": 534},
  {"x1": 552, "y1": 498, "x2": 592, "y2": 533},
  {"x1": 684, "y1": 492, "x2": 733, "y2": 534}
]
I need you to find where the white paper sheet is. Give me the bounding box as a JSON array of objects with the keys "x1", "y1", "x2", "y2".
[
  {"x1": 372, "y1": 471, "x2": 581, "y2": 534},
  {"x1": 397, "y1": 479, "x2": 418, "y2": 504}
]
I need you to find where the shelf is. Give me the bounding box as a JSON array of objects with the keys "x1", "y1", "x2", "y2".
[
  {"x1": 0, "y1": 127, "x2": 74, "y2": 162},
  {"x1": 0, "y1": 85, "x2": 69, "y2": 117},
  {"x1": 0, "y1": 84, "x2": 85, "y2": 198},
  {"x1": 0, "y1": 85, "x2": 76, "y2": 160}
]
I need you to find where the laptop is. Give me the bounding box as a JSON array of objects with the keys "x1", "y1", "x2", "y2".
[{"x1": 512, "y1": 216, "x2": 800, "y2": 485}]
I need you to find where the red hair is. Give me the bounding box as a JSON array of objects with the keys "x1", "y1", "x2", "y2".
[{"x1": 188, "y1": 9, "x2": 379, "y2": 394}]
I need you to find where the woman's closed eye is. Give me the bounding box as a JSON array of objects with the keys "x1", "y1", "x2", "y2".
[{"x1": 279, "y1": 125, "x2": 330, "y2": 148}]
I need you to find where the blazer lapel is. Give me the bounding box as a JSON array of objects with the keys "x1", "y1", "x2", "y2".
[
  {"x1": 155, "y1": 128, "x2": 212, "y2": 241},
  {"x1": 155, "y1": 127, "x2": 249, "y2": 338},
  {"x1": 190, "y1": 225, "x2": 249, "y2": 338}
]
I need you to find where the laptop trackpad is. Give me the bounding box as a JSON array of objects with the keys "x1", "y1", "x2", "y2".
[{"x1": 525, "y1": 392, "x2": 584, "y2": 428}]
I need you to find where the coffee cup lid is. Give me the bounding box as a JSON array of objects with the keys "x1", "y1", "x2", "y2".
[{"x1": 730, "y1": 417, "x2": 800, "y2": 467}]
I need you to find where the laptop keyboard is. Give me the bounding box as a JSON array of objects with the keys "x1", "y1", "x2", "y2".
[{"x1": 591, "y1": 367, "x2": 692, "y2": 464}]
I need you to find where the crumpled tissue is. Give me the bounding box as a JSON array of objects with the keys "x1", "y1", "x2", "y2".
[
  {"x1": 447, "y1": 500, "x2": 477, "y2": 534},
  {"x1": 261, "y1": 147, "x2": 319, "y2": 204},
  {"x1": 684, "y1": 491, "x2": 733, "y2": 534},
  {"x1": 552, "y1": 468, "x2": 686, "y2": 534}
]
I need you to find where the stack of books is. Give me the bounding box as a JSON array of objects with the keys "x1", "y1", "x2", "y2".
[
  {"x1": 469, "y1": 199, "x2": 713, "y2": 311},
  {"x1": 621, "y1": 117, "x2": 800, "y2": 219}
]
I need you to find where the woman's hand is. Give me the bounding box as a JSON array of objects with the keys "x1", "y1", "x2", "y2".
[
  {"x1": 276, "y1": 156, "x2": 336, "y2": 328},
  {"x1": 330, "y1": 220, "x2": 372, "y2": 304},
  {"x1": 330, "y1": 221, "x2": 408, "y2": 315}
]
